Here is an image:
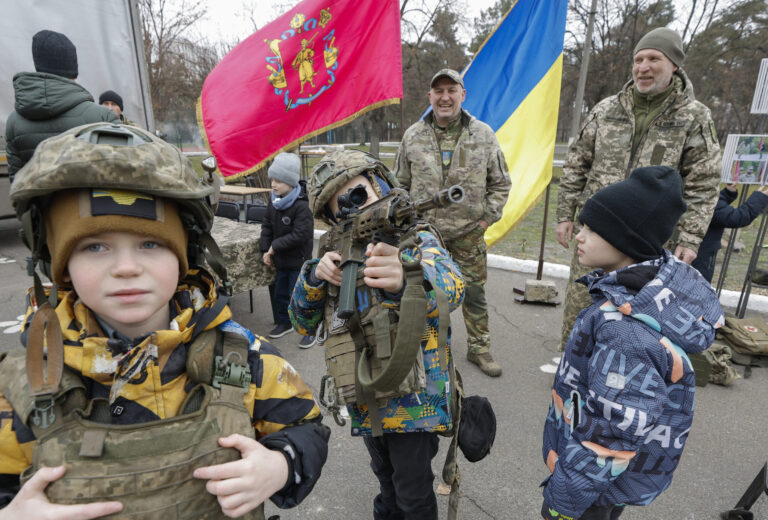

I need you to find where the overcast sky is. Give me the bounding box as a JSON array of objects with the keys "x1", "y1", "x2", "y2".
[{"x1": 195, "y1": 0, "x2": 501, "y2": 47}]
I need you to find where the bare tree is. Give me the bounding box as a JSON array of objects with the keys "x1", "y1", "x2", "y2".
[{"x1": 138, "y1": 0, "x2": 207, "y2": 124}]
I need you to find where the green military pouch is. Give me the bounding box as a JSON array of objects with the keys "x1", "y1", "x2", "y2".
[
  {"x1": 323, "y1": 308, "x2": 426, "y2": 406},
  {"x1": 718, "y1": 317, "x2": 768, "y2": 357}
]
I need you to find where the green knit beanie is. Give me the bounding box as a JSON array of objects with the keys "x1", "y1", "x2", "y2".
[{"x1": 633, "y1": 27, "x2": 684, "y2": 67}]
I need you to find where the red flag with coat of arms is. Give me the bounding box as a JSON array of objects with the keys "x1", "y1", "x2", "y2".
[{"x1": 197, "y1": 0, "x2": 402, "y2": 179}]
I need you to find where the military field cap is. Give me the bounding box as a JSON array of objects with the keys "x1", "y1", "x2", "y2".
[
  {"x1": 634, "y1": 27, "x2": 685, "y2": 67},
  {"x1": 430, "y1": 68, "x2": 464, "y2": 88},
  {"x1": 46, "y1": 189, "x2": 188, "y2": 286},
  {"x1": 33, "y1": 29, "x2": 78, "y2": 79}
]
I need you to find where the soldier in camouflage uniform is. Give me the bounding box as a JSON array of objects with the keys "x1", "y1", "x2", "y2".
[
  {"x1": 395, "y1": 69, "x2": 511, "y2": 377},
  {"x1": 556, "y1": 28, "x2": 721, "y2": 350}
]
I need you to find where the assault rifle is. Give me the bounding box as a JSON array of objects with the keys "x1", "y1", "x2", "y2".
[{"x1": 322, "y1": 184, "x2": 465, "y2": 319}]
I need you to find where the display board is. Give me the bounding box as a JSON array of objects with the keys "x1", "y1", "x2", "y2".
[{"x1": 720, "y1": 134, "x2": 768, "y2": 184}]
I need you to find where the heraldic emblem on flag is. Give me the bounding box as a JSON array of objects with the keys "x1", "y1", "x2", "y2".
[
  {"x1": 264, "y1": 8, "x2": 339, "y2": 109},
  {"x1": 198, "y1": 0, "x2": 402, "y2": 179}
]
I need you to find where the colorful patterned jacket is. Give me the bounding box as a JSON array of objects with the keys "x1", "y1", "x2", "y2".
[
  {"x1": 557, "y1": 70, "x2": 721, "y2": 251},
  {"x1": 0, "y1": 268, "x2": 328, "y2": 508},
  {"x1": 289, "y1": 230, "x2": 464, "y2": 435},
  {"x1": 394, "y1": 109, "x2": 511, "y2": 241},
  {"x1": 542, "y1": 252, "x2": 723, "y2": 518}
]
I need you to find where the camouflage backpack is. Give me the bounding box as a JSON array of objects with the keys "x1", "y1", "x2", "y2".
[
  {"x1": 3, "y1": 123, "x2": 263, "y2": 519},
  {"x1": 700, "y1": 339, "x2": 740, "y2": 386}
]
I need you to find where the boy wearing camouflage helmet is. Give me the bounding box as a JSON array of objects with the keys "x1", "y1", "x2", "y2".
[
  {"x1": 0, "y1": 123, "x2": 329, "y2": 519},
  {"x1": 289, "y1": 150, "x2": 464, "y2": 520}
]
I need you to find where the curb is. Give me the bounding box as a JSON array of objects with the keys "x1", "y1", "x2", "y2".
[
  {"x1": 487, "y1": 254, "x2": 768, "y2": 315},
  {"x1": 312, "y1": 230, "x2": 768, "y2": 315}
]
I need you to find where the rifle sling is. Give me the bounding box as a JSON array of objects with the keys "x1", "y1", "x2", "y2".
[
  {"x1": 348, "y1": 310, "x2": 383, "y2": 437},
  {"x1": 356, "y1": 262, "x2": 426, "y2": 393}
]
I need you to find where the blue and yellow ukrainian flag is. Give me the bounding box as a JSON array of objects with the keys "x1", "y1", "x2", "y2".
[{"x1": 462, "y1": 0, "x2": 567, "y2": 246}]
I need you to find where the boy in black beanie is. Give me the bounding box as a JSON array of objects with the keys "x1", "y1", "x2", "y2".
[{"x1": 541, "y1": 166, "x2": 724, "y2": 519}]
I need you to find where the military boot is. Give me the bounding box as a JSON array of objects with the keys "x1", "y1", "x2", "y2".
[
  {"x1": 752, "y1": 267, "x2": 768, "y2": 286},
  {"x1": 467, "y1": 351, "x2": 502, "y2": 377}
]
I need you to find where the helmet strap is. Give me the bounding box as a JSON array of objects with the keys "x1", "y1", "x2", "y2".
[{"x1": 21, "y1": 207, "x2": 58, "y2": 308}]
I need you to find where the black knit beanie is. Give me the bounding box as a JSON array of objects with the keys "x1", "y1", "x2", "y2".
[
  {"x1": 99, "y1": 90, "x2": 124, "y2": 111},
  {"x1": 32, "y1": 30, "x2": 78, "y2": 79},
  {"x1": 578, "y1": 166, "x2": 687, "y2": 262}
]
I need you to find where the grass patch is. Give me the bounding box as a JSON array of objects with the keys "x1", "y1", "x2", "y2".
[{"x1": 489, "y1": 182, "x2": 767, "y2": 295}]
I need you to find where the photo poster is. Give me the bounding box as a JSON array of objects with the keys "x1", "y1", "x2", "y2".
[{"x1": 721, "y1": 134, "x2": 768, "y2": 185}]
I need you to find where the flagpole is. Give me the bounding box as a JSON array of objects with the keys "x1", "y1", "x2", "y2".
[{"x1": 536, "y1": 184, "x2": 551, "y2": 280}]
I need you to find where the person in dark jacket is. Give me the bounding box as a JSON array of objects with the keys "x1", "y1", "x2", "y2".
[
  {"x1": 5, "y1": 29, "x2": 118, "y2": 178},
  {"x1": 98, "y1": 89, "x2": 139, "y2": 126},
  {"x1": 692, "y1": 184, "x2": 768, "y2": 282},
  {"x1": 260, "y1": 152, "x2": 315, "y2": 346},
  {"x1": 542, "y1": 166, "x2": 723, "y2": 519}
]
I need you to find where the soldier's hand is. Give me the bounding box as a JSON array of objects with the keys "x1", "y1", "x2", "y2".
[
  {"x1": 0, "y1": 466, "x2": 123, "y2": 519},
  {"x1": 479, "y1": 220, "x2": 488, "y2": 230},
  {"x1": 315, "y1": 251, "x2": 343, "y2": 286},
  {"x1": 556, "y1": 221, "x2": 574, "y2": 248},
  {"x1": 194, "y1": 434, "x2": 289, "y2": 518},
  {"x1": 363, "y1": 242, "x2": 404, "y2": 294},
  {"x1": 674, "y1": 245, "x2": 697, "y2": 264}
]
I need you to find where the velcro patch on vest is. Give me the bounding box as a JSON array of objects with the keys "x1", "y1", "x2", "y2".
[{"x1": 89, "y1": 189, "x2": 162, "y2": 220}]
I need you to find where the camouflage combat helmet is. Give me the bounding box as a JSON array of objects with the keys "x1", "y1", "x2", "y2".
[
  {"x1": 11, "y1": 123, "x2": 222, "y2": 286},
  {"x1": 308, "y1": 149, "x2": 398, "y2": 223}
]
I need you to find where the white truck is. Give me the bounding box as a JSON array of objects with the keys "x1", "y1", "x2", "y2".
[{"x1": 0, "y1": 0, "x2": 154, "y2": 219}]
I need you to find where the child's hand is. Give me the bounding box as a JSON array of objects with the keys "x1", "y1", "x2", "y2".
[
  {"x1": 193, "y1": 434, "x2": 289, "y2": 518},
  {"x1": 262, "y1": 247, "x2": 274, "y2": 266},
  {"x1": 0, "y1": 466, "x2": 123, "y2": 520},
  {"x1": 757, "y1": 186, "x2": 768, "y2": 196},
  {"x1": 363, "y1": 242, "x2": 404, "y2": 293},
  {"x1": 315, "y1": 251, "x2": 343, "y2": 286}
]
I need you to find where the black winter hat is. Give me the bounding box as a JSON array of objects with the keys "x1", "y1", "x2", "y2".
[
  {"x1": 458, "y1": 395, "x2": 496, "y2": 463},
  {"x1": 32, "y1": 30, "x2": 78, "y2": 79},
  {"x1": 578, "y1": 166, "x2": 687, "y2": 262},
  {"x1": 99, "y1": 90, "x2": 124, "y2": 111}
]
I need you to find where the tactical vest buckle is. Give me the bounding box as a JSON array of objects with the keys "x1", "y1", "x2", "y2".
[
  {"x1": 212, "y1": 352, "x2": 251, "y2": 389},
  {"x1": 32, "y1": 395, "x2": 56, "y2": 429},
  {"x1": 318, "y1": 374, "x2": 346, "y2": 427}
]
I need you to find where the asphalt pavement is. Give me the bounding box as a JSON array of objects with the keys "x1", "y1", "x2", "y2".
[{"x1": 0, "y1": 216, "x2": 765, "y2": 519}]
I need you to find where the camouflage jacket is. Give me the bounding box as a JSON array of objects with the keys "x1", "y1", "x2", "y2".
[
  {"x1": 557, "y1": 70, "x2": 721, "y2": 251},
  {"x1": 288, "y1": 230, "x2": 465, "y2": 436},
  {"x1": 395, "y1": 109, "x2": 511, "y2": 241},
  {"x1": 0, "y1": 268, "x2": 328, "y2": 508}
]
